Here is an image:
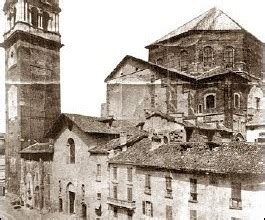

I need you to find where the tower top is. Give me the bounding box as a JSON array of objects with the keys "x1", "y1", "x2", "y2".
[
  {"x1": 4, "y1": 0, "x2": 60, "y2": 13},
  {"x1": 3, "y1": 0, "x2": 61, "y2": 44}
]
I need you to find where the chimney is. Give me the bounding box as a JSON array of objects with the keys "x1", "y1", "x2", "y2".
[{"x1": 119, "y1": 131, "x2": 127, "y2": 146}]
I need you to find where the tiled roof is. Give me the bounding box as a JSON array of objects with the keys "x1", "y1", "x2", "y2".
[
  {"x1": 148, "y1": 7, "x2": 245, "y2": 46},
  {"x1": 104, "y1": 55, "x2": 196, "y2": 83},
  {"x1": 89, "y1": 131, "x2": 148, "y2": 154},
  {"x1": 110, "y1": 139, "x2": 265, "y2": 175},
  {"x1": 20, "y1": 142, "x2": 54, "y2": 154},
  {"x1": 46, "y1": 113, "x2": 127, "y2": 138},
  {"x1": 105, "y1": 55, "x2": 254, "y2": 83}
]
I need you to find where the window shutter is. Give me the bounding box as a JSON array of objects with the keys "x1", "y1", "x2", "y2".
[
  {"x1": 151, "y1": 202, "x2": 153, "y2": 217},
  {"x1": 142, "y1": 201, "x2": 145, "y2": 214}
]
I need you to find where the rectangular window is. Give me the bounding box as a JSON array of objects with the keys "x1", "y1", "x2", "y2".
[
  {"x1": 256, "y1": 97, "x2": 261, "y2": 110},
  {"x1": 165, "y1": 176, "x2": 172, "y2": 197},
  {"x1": 142, "y1": 201, "x2": 153, "y2": 217},
  {"x1": 127, "y1": 188, "x2": 132, "y2": 202},
  {"x1": 113, "y1": 167, "x2": 118, "y2": 180},
  {"x1": 114, "y1": 207, "x2": 118, "y2": 217},
  {"x1": 230, "y1": 182, "x2": 242, "y2": 209},
  {"x1": 97, "y1": 193, "x2": 101, "y2": 200},
  {"x1": 189, "y1": 178, "x2": 197, "y2": 202},
  {"x1": 128, "y1": 210, "x2": 133, "y2": 220},
  {"x1": 166, "y1": 205, "x2": 173, "y2": 220},
  {"x1": 198, "y1": 104, "x2": 202, "y2": 114},
  {"x1": 127, "y1": 167, "x2": 133, "y2": 182},
  {"x1": 145, "y1": 174, "x2": 151, "y2": 194},
  {"x1": 190, "y1": 210, "x2": 197, "y2": 220},
  {"x1": 96, "y1": 164, "x2": 101, "y2": 181},
  {"x1": 113, "y1": 185, "x2": 118, "y2": 199}
]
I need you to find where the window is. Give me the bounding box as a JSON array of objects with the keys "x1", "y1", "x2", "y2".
[
  {"x1": 127, "y1": 167, "x2": 133, "y2": 182},
  {"x1": 231, "y1": 218, "x2": 241, "y2": 220},
  {"x1": 224, "y1": 46, "x2": 235, "y2": 68},
  {"x1": 59, "y1": 198, "x2": 63, "y2": 212},
  {"x1": 203, "y1": 46, "x2": 214, "y2": 67},
  {"x1": 156, "y1": 58, "x2": 163, "y2": 65},
  {"x1": 189, "y1": 178, "x2": 197, "y2": 202},
  {"x1": 230, "y1": 182, "x2": 242, "y2": 209},
  {"x1": 190, "y1": 210, "x2": 197, "y2": 220},
  {"x1": 256, "y1": 97, "x2": 261, "y2": 110},
  {"x1": 31, "y1": 7, "x2": 38, "y2": 28},
  {"x1": 142, "y1": 201, "x2": 153, "y2": 217},
  {"x1": 113, "y1": 207, "x2": 118, "y2": 217},
  {"x1": 127, "y1": 210, "x2": 133, "y2": 220},
  {"x1": 67, "y1": 138, "x2": 75, "y2": 164},
  {"x1": 165, "y1": 176, "x2": 172, "y2": 197},
  {"x1": 234, "y1": 93, "x2": 240, "y2": 109},
  {"x1": 96, "y1": 164, "x2": 101, "y2": 181},
  {"x1": 113, "y1": 185, "x2": 118, "y2": 199},
  {"x1": 113, "y1": 167, "x2": 118, "y2": 180},
  {"x1": 42, "y1": 11, "x2": 50, "y2": 31},
  {"x1": 180, "y1": 50, "x2": 189, "y2": 71},
  {"x1": 198, "y1": 104, "x2": 202, "y2": 114},
  {"x1": 145, "y1": 174, "x2": 151, "y2": 194},
  {"x1": 166, "y1": 205, "x2": 173, "y2": 220},
  {"x1": 205, "y1": 94, "x2": 216, "y2": 110},
  {"x1": 127, "y1": 188, "x2": 132, "y2": 202},
  {"x1": 97, "y1": 193, "x2": 101, "y2": 200}
]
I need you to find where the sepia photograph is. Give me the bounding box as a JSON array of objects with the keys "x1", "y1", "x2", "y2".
[{"x1": 0, "y1": 0, "x2": 265, "y2": 219}]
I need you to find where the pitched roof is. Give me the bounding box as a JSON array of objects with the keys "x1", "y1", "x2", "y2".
[
  {"x1": 89, "y1": 132, "x2": 148, "y2": 154},
  {"x1": 110, "y1": 140, "x2": 265, "y2": 175},
  {"x1": 20, "y1": 142, "x2": 54, "y2": 154},
  {"x1": 148, "y1": 7, "x2": 246, "y2": 47},
  {"x1": 46, "y1": 113, "x2": 122, "y2": 138},
  {"x1": 105, "y1": 55, "x2": 255, "y2": 83},
  {"x1": 104, "y1": 55, "x2": 196, "y2": 83}
]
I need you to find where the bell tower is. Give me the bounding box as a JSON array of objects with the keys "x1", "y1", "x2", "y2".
[{"x1": 1, "y1": 0, "x2": 62, "y2": 195}]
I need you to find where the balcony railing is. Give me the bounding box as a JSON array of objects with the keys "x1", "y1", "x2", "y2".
[
  {"x1": 189, "y1": 193, "x2": 198, "y2": 203},
  {"x1": 229, "y1": 198, "x2": 242, "y2": 210},
  {"x1": 107, "y1": 197, "x2": 136, "y2": 210}
]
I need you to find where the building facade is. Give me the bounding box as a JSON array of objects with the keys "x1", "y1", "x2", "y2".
[{"x1": 103, "y1": 8, "x2": 264, "y2": 141}]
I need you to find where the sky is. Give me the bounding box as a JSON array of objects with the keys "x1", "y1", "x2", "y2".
[{"x1": 0, "y1": 0, "x2": 265, "y2": 133}]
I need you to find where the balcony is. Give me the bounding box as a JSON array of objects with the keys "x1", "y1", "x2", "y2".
[
  {"x1": 189, "y1": 193, "x2": 198, "y2": 203},
  {"x1": 107, "y1": 197, "x2": 136, "y2": 210},
  {"x1": 229, "y1": 198, "x2": 242, "y2": 210}
]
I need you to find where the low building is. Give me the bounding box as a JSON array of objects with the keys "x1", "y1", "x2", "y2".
[{"x1": 108, "y1": 139, "x2": 265, "y2": 220}]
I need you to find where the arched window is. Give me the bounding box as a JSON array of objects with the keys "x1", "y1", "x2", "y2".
[
  {"x1": 180, "y1": 50, "x2": 188, "y2": 71},
  {"x1": 234, "y1": 93, "x2": 240, "y2": 109},
  {"x1": 31, "y1": 7, "x2": 38, "y2": 28},
  {"x1": 42, "y1": 11, "x2": 50, "y2": 31},
  {"x1": 203, "y1": 46, "x2": 214, "y2": 67},
  {"x1": 224, "y1": 46, "x2": 234, "y2": 68},
  {"x1": 68, "y1": 138, "x2": 75, "y2": 164},
  {"x1": 205, "y1": 94, "x2": 216, "y2": 109}
]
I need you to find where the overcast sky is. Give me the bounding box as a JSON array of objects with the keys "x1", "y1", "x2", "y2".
[{"x1": 0, "y1": 0, "x2": 265, "y2": 132}]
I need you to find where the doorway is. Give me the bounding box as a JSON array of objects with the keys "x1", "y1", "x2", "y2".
[{"x1": 69, "y1": 191, "x2": 75, "y2": 214}]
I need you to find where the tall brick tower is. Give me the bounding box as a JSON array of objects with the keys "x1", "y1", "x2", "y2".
[{"x1": 1, "y1": 0, "x2": 61, "y2": 195}]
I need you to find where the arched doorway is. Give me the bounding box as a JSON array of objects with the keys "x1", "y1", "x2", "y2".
[{"x1": 66, "y1": 182, "x2": 75, "y2": 214}]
